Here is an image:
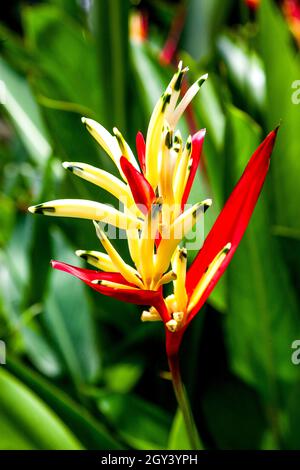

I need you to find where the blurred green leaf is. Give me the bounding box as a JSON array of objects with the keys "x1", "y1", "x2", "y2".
[
  {"x1": 217, "y1": 33, "x2": 266, "y2": 115},
  {"x1": 0, "y1": 57, "x2": 51, "y2": 165},
  {"x1": 44, "y1": 228, "x2": 101, "y2": 385},
  {"x1": 202, "y1": 379, "x2": 266, "y2": 449},
  {"x1": 259, "y1": 0, "x2": 300, "y2": 230},
  {"x1": 224, "y1": 105, "x2": 300, "y2": 446},
  {"x1": 92, "y1": 0, "x2": 129, "y2": 132},
  {"x1": 104, "y1": 361, "x2": 144, "y2": 394},
  {"x1": 97, "y1": 392, "x2": 171, "y2": 450},
  {"x1": 182, "y1": 0, "x2": 232, "y2": 61},
  {"x1": 0, "y1": 368, "x2": 82, "y2": 449},
  {"x1": 168, "y1": 409, "x2": 193, "y2": 450},
  {"x1": 8, "y1": 357, "x2": 122, "y2": 450}
]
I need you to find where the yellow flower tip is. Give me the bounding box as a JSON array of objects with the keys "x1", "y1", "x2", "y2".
[
  {"x1": 27, "y1": 203, "x2": 55, "y2": 215},
  {"x1": 91, "y1": 279, "x2": 100, "y2": 285},
  {"x1": 223, "y1": 242, "x2": 232, "y2": 253},
  {"x1": 81, "y1": 116, "x2": 87, "y2": 124},
  {"x1": 166, "y1": 319, "x2": 179, "y2": 332},
  {"x1": 200, "y1": 73, "x2": 208, "y2": 82},
  {"x1": 75, "y1": 249, "x2": 85, "y2": 258},
  {"x1": 141, "y1": 310, "x2": 162, "y2": 322},
  {"x1": 93, "y1": 220, "x2": 105, "y2": 240},
  {"x1": 202, "y1": 198, "x2": 213, "y2": 212},
  {"x1": 173, "y1": 311, "x2": 184, "y2": 323},
  {"x1": 62, "y1": 161, "x2": 70, "y2": 170}
]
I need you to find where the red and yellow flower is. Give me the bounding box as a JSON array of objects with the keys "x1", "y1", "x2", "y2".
[{"x1": 29, "y1": 62, "x2": 277, "y2": 359}]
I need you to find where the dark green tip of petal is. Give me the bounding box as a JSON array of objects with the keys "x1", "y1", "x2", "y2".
[
  {"x1": 32, "y1": 204, "x2": 55, "y2": 214},
  {"x1": 161, "y1": 93, "x2": 171, "y2": 112},
  {"x1": 68, "y1": 165, "x2": 84, "y2": 173},
  {"x1": 186, "y1": 139, "x2": 192, "y2": 151},
  {"x1": 165, "y1": 131, "x2": 173, "y2": 149},
  {"x1": 197, "y1": 74, "x2": 208, "y2": 88},
  {"x1": 85, "y1": 253, "x2": 99, "y2": 261},
  {"x1": 193, "y1": 201, "x2": 211, "y2": 218},
  {"x1": 179, "y1": 248, "x2": 187, "y2": 259},
  {"x1": 174, "y1": 135, "x2": 179, "y2": 143},
  {"x1": 203, "y1": 203, "x2": 211, "y2": 213},
  {"x1": 174, "y1": 70, "x2": 184, "y2": 91}
]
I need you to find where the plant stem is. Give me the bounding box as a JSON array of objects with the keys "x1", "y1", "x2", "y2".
[{"x1": 168, "y1": 354, "x2": 202, "y2": 450}]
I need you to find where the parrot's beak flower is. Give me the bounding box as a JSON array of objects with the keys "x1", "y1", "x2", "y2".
[{"x1": 28, "y1": 62, "x2": 278, "y2": 358}]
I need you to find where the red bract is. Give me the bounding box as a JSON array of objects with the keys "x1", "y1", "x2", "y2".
[
  {"x1": 51, "y1": 260, "x2": 171, "y2": 323},
  {"x1": 120, "y1": 156, "x2": 155, "y2": 214},
  {"x1": 136, "y1": 131, "x2": 146, "y2": 174},
  {"x1": 165, "y1": 128, "x2": 278, "y2": 357}
]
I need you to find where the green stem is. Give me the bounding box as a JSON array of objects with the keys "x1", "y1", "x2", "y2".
[{"x1": 168, "y1": 354, "x2": 202, "y2": 450}]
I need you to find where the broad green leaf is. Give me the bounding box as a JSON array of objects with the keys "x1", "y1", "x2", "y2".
[
  {"x1": 168, "y1": 409, "x2": 193, "y2": 450},
  {"x1": 202, "y1": 379, "x2": 266, "y2": 449},
  {"x1": 259, "y1": 0, "x2": 300, "y2": 230},
  {"x1": 8, "y1": 357, "x2": 122, "y2": 450},
  {"x1": 22, "y1": 4, "x2": 112, "y2": 171},
  {"x1": 224, "y1": 105, "x2": 300, "y2": 446},
  {"x1": 182, "y1": 0, "x2": 232, "y2": 61},
  {"x1": 217, "y1": 33, "x2": 266, "y2": 115},
  {"x1": 0, "y1": 368, "x2": 82, "y2": 449},
  {"x1": 91, "y1": 0, "x2": 129, "y2": 132},
  {"x1": 44, "y1": 228, "x2": 101, "y2": 385},
  {"x1": 104, "y1": 361, "x2": 144, "y2": 394},
  {"x1": 97, "y1": 392, "x2": 171, "y2": 450},
  {"x1": 0, "y1": 57, "x2": 51, "y2": 165}
]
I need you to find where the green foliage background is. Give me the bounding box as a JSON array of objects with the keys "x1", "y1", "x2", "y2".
[{"x1": 0, "y1": 0, "x2": 299, "y2": 450}]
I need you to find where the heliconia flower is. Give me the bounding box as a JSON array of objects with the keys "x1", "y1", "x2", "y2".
[{"x1": 28, "y1": 62, "x2": 278, "y2": 362}]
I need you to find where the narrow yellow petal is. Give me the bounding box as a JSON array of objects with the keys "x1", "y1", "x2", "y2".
[
  {"x1": 139, "y1": 201, "x2": 162, "y2": 288},
  {"x1": 145, "y1": 87, "x2": 172, "y2": 188},
  {"x1": 62, "y1": 162, "x2": 133, "y2": 206},
  {"x1": 187, "y1": 243, "x2": 231, "y2": 314},
  {"x1": 75, "y1": 250, "x2": 115, "y2": 271},
  {"x1": 124, "y1": 204, "x2": 141, "y2": 270},
  {"x1": 165, "y1": 294, "x2": 177, "y2": 313},
  {"x1": 155, "y1": 270, "x2": 177, "y2": 288},
  {"x1": 172, "y1": 247, "x2": 188, "y2": 312},
  {"x1": 91, "y1": 279, "x2": 139, "y2": 290},
  {"x1": 169, "y1": 73, "x2": 208, "y2": 128},
  {"x1": 113, "y1": 127, "x2": 140, "y2": 170},
  {"x1": 93, "y1": 221, "x2": 144, "y2": 288},
  {"x1": 154, "y1": 199, "x2": 211, "y2": 280},
  {"x1": 159, "y1": 127, "x2": 175, "y2": 208},
  {"x1": 173, "y1": 136, "x2": 192, "y2": 205},
  {"x1": 167, "y1": 62, "x2": 188, "y2": 119},
  {"x1": 28, "y1": 199, "x2": 143, "y2": 230},
  {"x1": 81, "y1": 117, "x2": 121, "y2": 167}
]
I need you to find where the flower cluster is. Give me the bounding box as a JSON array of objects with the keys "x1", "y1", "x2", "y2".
[{"x1": 29, "y1": 63, "x2": 277, "y2": 357}]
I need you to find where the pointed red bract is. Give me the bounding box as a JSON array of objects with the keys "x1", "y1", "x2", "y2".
[
  {"x1": 136, "y1": 131, "x2": 146, "y2": 174},
  {"x1": 51, "y1": 260, "x2": 171, "y2": 322},
  {"x1": 181, "y1": 129, "x2": 206, "y2": 208},
  {"x1": 185, "y1": 129, "x2": 278, "y2": 321},
  {"x1": 120, "y1": 156, "x2": 155, "y2": 215}
]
